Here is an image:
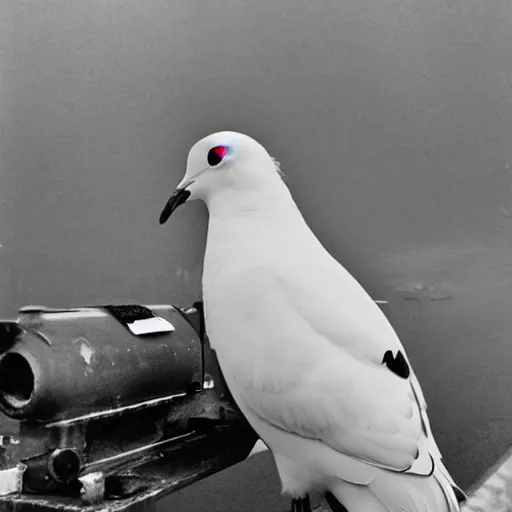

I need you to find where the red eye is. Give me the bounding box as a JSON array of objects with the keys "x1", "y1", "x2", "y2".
[{"x1": 207, "y1": 145, "x2": 229, "y2": 166}]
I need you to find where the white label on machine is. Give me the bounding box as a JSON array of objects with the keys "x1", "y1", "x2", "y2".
[{"x1": 128, "y1": 316, "x2": 175, "y2": 336}]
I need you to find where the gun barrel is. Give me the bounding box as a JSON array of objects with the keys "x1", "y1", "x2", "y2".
[{"x1": 0, "y1": 352, "x2": 35, "y2": 411}]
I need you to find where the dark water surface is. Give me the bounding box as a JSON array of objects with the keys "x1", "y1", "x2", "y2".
[{"x1": 1, "y1": 2, "x2": 512, "y2": 510}]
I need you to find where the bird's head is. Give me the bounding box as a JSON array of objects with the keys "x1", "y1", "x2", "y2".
[{"x1": 159, "y1": 131, "x2": 285, "y2": 224}]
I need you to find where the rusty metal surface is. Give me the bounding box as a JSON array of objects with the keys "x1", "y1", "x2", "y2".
[
  {"x1": 0, "y1": 303, "x2": 261, "y2": 511},
  {"x1": 0, "y1": 423, "x2": 258, "y2": 512},
  {"x1": 0, "y1": 304, "x2": 208, "y2": 495}
]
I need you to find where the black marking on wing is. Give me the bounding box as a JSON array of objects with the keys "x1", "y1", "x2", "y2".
[{"x1": 382, "y1": 350, "x2": 410, "y2": 379}]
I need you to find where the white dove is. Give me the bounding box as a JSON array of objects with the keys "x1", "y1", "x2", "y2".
[{"x1": 159, "y1": 131, "x2": 466, "y2": 512}]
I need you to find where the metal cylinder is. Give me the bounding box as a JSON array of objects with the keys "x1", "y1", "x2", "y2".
[{"x1": 0, "y1": 305, "x2": 203, "y2": 422}]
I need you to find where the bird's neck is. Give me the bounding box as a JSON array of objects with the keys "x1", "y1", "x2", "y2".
[
  {"x1": 206, "y1": 179, "x2": 299, "y2": 221},
  {"x1": 206, "y1": 183, "x2": 310, "y2": 241},
  {"x1": 203, "y1": 183, "x2": 328, "y2": 277}
]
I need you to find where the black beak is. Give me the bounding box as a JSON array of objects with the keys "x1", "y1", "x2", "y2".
[{"x1": 159, "y1": 188, "x2": 191, "y2": 225}]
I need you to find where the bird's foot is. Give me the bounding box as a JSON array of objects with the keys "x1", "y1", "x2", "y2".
[{"x1": 291, "y1": 494, "x2": 312, "y2": 512}]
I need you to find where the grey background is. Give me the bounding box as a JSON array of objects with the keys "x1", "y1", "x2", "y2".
[{"x1": 1, "y1": 1, "x2": 512, "y2": 510}]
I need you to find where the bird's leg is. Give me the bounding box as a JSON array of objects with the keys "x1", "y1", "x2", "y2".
[{"x1": 290, "y1": 494, "x2": 312, "y2": 512}]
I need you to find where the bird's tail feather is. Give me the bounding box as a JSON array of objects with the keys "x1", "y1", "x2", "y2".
[
  {"x1": 435, "y1": 460, "x2": 467, "y2": 510},
  {"x1": 328, "y1": 464, "x2": 462, "y2": 512}
]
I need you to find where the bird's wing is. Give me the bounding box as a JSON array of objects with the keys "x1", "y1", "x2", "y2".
[
  {"x1": 275, "y1": 253, "x2": 444, "y2": 463},
  {"x1": 210, "y1": 267, "x2": 434, "y2": 476}
]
